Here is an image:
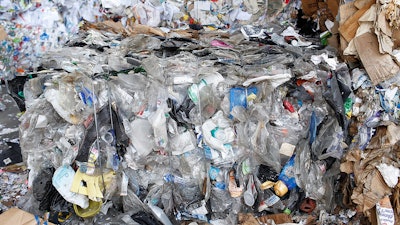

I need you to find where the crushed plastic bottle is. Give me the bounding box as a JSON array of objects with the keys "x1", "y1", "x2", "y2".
[{"x1": 275, "y1": 155, "x2": 297, "y2": 197}]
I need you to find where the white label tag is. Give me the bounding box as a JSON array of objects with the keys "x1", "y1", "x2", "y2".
[
  {"x1": 3, "y1": 157, "x2": 11, "y2": 165},
  {"x1": 280, "y1": 143, "x2": 296, "y2": 157}
]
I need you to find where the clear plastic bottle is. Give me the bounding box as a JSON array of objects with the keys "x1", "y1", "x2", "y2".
[
  {"x1": 258, "y1": 188, "x2": 284, "y2": 212},
  {"x1": 283, "y1": 188, "x2": 300, "y2": 215},
  {"x1": 274, "y1": 155, "x2": 297, "y2": 197}
]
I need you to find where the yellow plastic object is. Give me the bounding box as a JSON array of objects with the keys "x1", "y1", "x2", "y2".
[
  {"x1": 273, "y1": 180, "x2": 288, "y2": 197},
  {"x1": 73, "y1": 200, "x2": 102, "y2": 218},
  {"x1": 260, "y1": 181, "x2": 275, "y2": 190},
  {"x1": 247, "y1": 93, "x2": 257, "y2": 102},
  {"x1": 70, "y1": 169, "x2": 115, "y2": 201},
  {"x1": 182, "y1": 14, "x2": 189, "y2": 21}
]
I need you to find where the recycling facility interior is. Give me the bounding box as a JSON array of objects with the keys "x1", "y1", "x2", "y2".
[{"x1": 0, "y1": 0, "x2": 400, "y2": 225}]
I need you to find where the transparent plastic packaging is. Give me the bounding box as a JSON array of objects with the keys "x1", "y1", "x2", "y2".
[
  {"x1": 311, "y1": 118, "x2": 345, "y2": 160},
  {"x1": 210, "y1": 187, "x2": 233, "y2": 213},
  {"x1": 123, "y1": 187, "x2": 149, "y2": 215},
  {"x1": 44, "y1": 74, "x2": 108, "y2": 125},
  {"x1": 121, "y1": 34, "x2": 162, "y2": 53},
  {"x1": 126, "y1": 118, "x2": 155, "y2": 157}
]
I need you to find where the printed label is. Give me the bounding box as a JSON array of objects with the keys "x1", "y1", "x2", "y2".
[
  {"x1": 3, "y1": 157, "x2": 11, "y2": 165},
  {"x1": 265, "y1": 194, "x2": 280, "y2": 207},
  {"x1": 376, "y1": 196, "x2": 394, "y2": 225}
]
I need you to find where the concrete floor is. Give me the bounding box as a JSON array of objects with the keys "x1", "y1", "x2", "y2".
[{"x1": 0, "y1": 84, "x2": 22, "y2": 167}]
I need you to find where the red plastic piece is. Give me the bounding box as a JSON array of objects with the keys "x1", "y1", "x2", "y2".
[{"x1": 283, "y1": 100, "x2": 295, "y2": 113}]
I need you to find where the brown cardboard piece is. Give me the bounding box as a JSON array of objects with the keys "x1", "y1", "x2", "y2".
[
  {"x1": 353, "y1": 32, "x2": 399, "y2": 85},
  {"x1": 238, "y1": 213, "x2": 261, "y2": 225},
  {"x1": 375, "y1": 7, "x2": 394, "y2": 54},
  {"x1": 326, "y1": 0, "x2": 339, "y2": 18},
  {"x1": 338, "y1": 0, "x2": 375, "y2": 42},
  {"x1": 301, "y1": 0, "x2": 318, "y2": 16},
  {"x1": 301, "y1": 0, "x2": 338, "y2": 32},
  {"x1": 393, "y1": 28, "x2": 400, "y2": 49},
  {"x1": 338, "y1": 2, "x2": 358, "y2": 56},
  {"x1": 83, "y1": 20, "x2": 167, "y2": 37},
  {"x1": 317, "y1": 2, "x2": 335, "y2": 32},
  {"x1": 366, "y1": 126, "x2": 391, "y2": 150},
  {"x1": 128, "y1": 24, "x2": 166, "y2": 37},
  {"x1": 0, "y1": 25, "x2": 7, "y2": 41},
  {"x1": 392, "y1": 182, "x2": 400, "y2": 224},
  {"x1": 351, "y1": 163, "x2": 392, "y2": 212},
  {"x1": 340, "y1": 126, "x2": 400, "y2": 223},
  {"x1": 82, "y1": 20, "x2": 128, "y2": 36},
  {"x1": 339, "y1": 2, "x2": 358, "y2": 24},
  {"x1": 258, "y1": 213, "x2": 293, "y2": 224},
  {"x1": 238, "y1": 213, "x2": 292, "y2": 225},
  {"x1": 380, "y1": 123, "x2": 400, "y2": 146},
  {"x1": 354, "y1": 0, "x2": 373, "y2": 10},
  {"x1": 0, "y1": 208, "x2": 55, "y2": 225},
  {"x1": 341, "y1": 144, "x2": 400, "y2": 224},
  {"x1": 328, "y1": 21, "x2": 340, "y2": 50}
]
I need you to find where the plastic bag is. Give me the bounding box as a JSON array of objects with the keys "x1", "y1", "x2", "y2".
[
  {"x1": 202, "y1": 111, "x2": 235, "y2": 153},
  {"x1": 323, "y1": 72, "x2": 348, "y2": 137},
  {"x1": 131, "y1": 211, "x2": 163, "y2": 225},
  {"x1": 210, "y1": 187, "x2": 233, "y2": 213},
  {"x1": 52, "y1": 165, "x2": 89, "y2": 209},
  {"x1": 123, "y1": 187, "x2": 149, "y2": 214},
  {"x1": 126, "y1": 118, "x2": 155, "y2": 157},
  {"x1": 311, "y1": 117, "x2": 345, "y2": 160},
  {"x1": 120, "y1": 34, "x2": 161, "y2": 53}
]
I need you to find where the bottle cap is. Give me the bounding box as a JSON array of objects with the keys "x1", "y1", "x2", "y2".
[
  {"x1": 274, "y1": 180, "x2": 288, "y2": 197},
  {"x1": 300, "y1": 198, "x2": 317, "y2": 213}
]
